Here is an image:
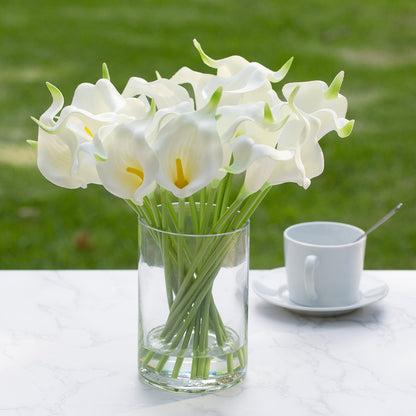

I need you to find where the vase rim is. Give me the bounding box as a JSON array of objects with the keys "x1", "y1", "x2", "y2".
[{"x1": 138, "y1": 212, "x2": 249, "y2": 238}]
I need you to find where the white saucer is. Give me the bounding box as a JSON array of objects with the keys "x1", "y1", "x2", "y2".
[{"x1": 253, "y1": 268, "x2": 389, "y2": 316}]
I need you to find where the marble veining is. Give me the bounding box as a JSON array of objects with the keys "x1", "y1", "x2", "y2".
[{"x1": 0, "y1": 270, "x2": 415, "y2": 415}]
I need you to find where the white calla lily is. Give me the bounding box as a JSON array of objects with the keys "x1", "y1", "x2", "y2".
[
  {"x1": 282, "y1": 72, "x2": 355, "y2": 140},
  {"x1": 269, "y1": 116, "x2": 323, "y2": 189},
  {"x1": 201, "y1": 65, "x2": 282, "y2": 107},
  {"x1": 172, "y1": 62, "x2": 283, "y2": 109},
  {"x1": 193, "y1": 39, "x2": 293, "y2": 82},
  {"x1": 153, "y1": 89, "x2": 223, "y2": 198},
  {"x1": 238, "y1": 90, "x2": 323, "y2": 192},
  {"x1": 171, "y1": 40, "x2": 291, "y2": 110},
  {"x1": 34, "y1": 83, "x2": 104, "y2": 188},
  {"x1": 256, "y1": 77, "x2": 355, "y2": 190},
  {"x1": 96, "y1": 119, "x2": 158, "y2": 205},
  {"x1": 32, "y1": 75, "x2": 150, "y2": 190}
]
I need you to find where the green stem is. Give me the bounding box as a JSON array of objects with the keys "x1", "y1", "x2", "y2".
[
  {"x1": 163, "y1": 234, "x2": 238, "y2": 345},
  {"x1": 199, "y1": 185, "x2": 217, "y2": 235},
  {"x1": 197, "y1": 295, "x2": 212, "y2": 378},
  {"x1": 155, "y1": 354, "x2": 170, "y2": 373},
  {"x1": 199, "y1": 187, "x2": 206, "y2": 224},
  {"x1": 177, "y1": 198, "x2": 186, "y2": 284},
  {"x1": 164, "y1": 190, "x2": 179, "y2": 231},
  {"x1": 211, "y1": 191, "x2": 248, "y2": 233},
  {"x1": 227, "y1": 353, "x2": 234, "y2": 374},
  {"x1": 171, "y1": 314, "x2": 197, "y2": 379},
  {"x1": 237, "y1": 344, "x2": 246, "y2": 369},
  {"x1": 188, "y1": 194, "x2": 200, "y2": 234},
  {"x1": 232, "y1": 184, "x2": 271, "y2": 229},
  {"x1": 191, "y1": 309, "x2": 201, "y2": 379}
]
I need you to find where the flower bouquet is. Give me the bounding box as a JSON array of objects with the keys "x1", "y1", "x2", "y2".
[{"x1": 30, "y1": 40, "x2": 354, "y2": 392}]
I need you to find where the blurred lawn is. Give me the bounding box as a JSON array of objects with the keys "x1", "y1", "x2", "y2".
[{"x1": 0, "y1": 0, "x2": 415, "y2": 269}]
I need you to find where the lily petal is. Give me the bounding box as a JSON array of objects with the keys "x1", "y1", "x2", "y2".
[
  {"x1": 170, "y1": 66, "x2": 214, "y2": 110},
  {"x1": 72, "y1": 79, "x2": 126, "y2": 114},
  {"x1": 122, "y1": 77, "x2": 192, "y2": 109},
  {"x1": 38, "y1": 82, "x2": 64, "y2": 127},
  {"x1": 226, "y1": 134, "x2": 293, "y2": 175}
]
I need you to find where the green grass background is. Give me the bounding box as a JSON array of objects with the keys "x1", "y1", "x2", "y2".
[{"x1": 0, "y1": 0, "x2": 415, "y2": 269}]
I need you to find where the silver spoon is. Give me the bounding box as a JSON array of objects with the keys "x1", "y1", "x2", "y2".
[{"x1": 355, "y1": 203, "x2": 403, "y2": 242}]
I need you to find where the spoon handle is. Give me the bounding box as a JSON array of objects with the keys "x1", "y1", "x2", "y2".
[{"x1": 355, "y1": 203, "x2": 403, "y2": 242}]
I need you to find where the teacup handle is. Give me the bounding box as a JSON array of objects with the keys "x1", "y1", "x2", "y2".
[{"x1": 304, "y1": 255, "x2": 318, "y2": 301}]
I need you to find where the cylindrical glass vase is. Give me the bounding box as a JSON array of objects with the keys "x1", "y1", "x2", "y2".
[{"x1": 137, "y1": 205, "x2": 249, "y2": 393}]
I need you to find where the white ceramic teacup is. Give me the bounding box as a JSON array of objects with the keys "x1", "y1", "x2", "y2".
[{"x1": 283, "y1": 222, "x2": 366, "y2": 307}]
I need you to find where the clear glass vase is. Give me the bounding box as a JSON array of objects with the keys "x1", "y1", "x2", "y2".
[{"x1": 137, "y1": 203, "x2": 249, "y2": 393}]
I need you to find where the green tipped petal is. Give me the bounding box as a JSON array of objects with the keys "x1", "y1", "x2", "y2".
[
  {"x1": 324, "y1": 71, "x2": 344, "y2": 100},
  {"x1": 94, "y1": 153, "x2": 107, "y2": 162},
  {"x1": 203, "y1": 86, "x2": 223, "y2": 114},
  {"x1": 264, "y1": 105, "x2": 289, "y2": 131},
  {"x1": 270, "y1": 57, "x2": 294, "y2": 82},
  {"x1": 155, "y1": 70, "x2": 162, "y2": 80},
  {"x1": 102, "y1": 63, "x2": 110, "y2": 80},
  {"x1": 46, "y1": 82, "x2": 63, "y2": 101},
  {"x1": 148, "y1": 98, "x2": 156, "y2": 116},
  {"x1": 31, "y1": 116, "x2": 53, "y2": 132},
  {"x1": 288, "y1": 85, "x2": 300, "y2": 111},
  {"x1": 26, "y1": 140, "x2": 38, "y2": 148},
  {"x1": 338, "y1": 119, "x2": 355, "y2": 138},
  {"x1": 264, "y1": 103, "x2": 274, "y2": 122},
  {"x1": 193, "y1": 39, "x2": 216, "y2": 68}
]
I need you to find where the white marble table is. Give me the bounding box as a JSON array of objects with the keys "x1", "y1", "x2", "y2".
[{"x1": 0, "y1": 269, "x2": 415, "y2": 416}]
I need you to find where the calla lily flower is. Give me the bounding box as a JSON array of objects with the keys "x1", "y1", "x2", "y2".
[
  {"x1": 193, "y1": 39, "x2": 293, "y2": 82},
  {"x1": 34, "y1": 83, "x2": 104, "y2": 189},
  {"x1": 171, "y1": 63, "x2": 283, "y2": 109},
  {"x1": 153, "y1": 89, "x2": 223, "y2": 198},
  {"x1": 257, "y1": 83, "x2": 343, "y2": 190},
  {"x1": 96, "y1": 119, "x2": 158, "y2": 205},
  {"x1": 241, "y1": 74, "x2": 356, "y2": 192},
  {"x1": 32, "y1": 76, "x2": 150, "y2": 189},
  {"x1": 170, "y1": 40, "x2": 292, "y2": 110},
  {"x1": 281, "y1": 72, "x2": 355, "y2": 140},
  {"x1": 267, "y1": 116, "x2": 323, "y2": 189}
]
